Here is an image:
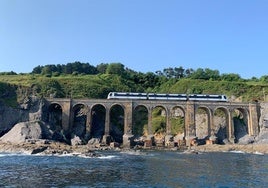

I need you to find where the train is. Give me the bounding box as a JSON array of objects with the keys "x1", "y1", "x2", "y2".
[{"x1": 107, "y1": 92, "x2": 228, "y2": 102}]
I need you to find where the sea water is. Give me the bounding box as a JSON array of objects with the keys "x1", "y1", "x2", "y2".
[{"x1": 0, "y1": 151, "x2": 267, "y2": 188}]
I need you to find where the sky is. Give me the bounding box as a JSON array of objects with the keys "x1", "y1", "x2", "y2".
[{"x1": 0, "y1": 0, "x2": 268, "y2": 78}]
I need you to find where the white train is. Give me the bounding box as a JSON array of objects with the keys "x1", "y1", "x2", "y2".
[{"x1": 107, "y1": 92, "x2": 227, "y2": 102}]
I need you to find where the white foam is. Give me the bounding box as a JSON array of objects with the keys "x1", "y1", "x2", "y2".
[
  {"x1": 253, "y1": 151, "x2": 264, "y2": 155},
  {"x1": 0, "y1": 153, "x2": 27, "y2": 157},
  {"x1": 98, "y1": 155, "x2": 117, "y2": 159},
  {"x1": 229, "y1": 150, "x2": 245, "y2": 154}
]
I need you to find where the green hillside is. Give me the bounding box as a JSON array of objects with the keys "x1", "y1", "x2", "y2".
[{"x1": 1, "y1": 62, "x2": 268, "y2": 106}]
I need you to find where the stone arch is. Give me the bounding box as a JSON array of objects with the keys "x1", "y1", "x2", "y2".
[
  {"x1": 232, "y1": 107, "x2": 249, "y2": 143},
  {"x1": 48, "y1": 103, "x2": 63, "y2": 132},
  {"x1": 213, "y1": 107, "x2": 229, "y2": 144},
  {"x1": 152, "y1": 105, "x2": 167, "y2": 146},
  {"x1": 48, "y1": 103, "x2": 65, "y2": 142},
  {"x1": 133, "y1": 105, "x2": 148, "y2": 138},
  {"x1": 170, "y1": 106, "x2": 185, "y2": 139},
  {"x1": 71, "y1": 103, "x2": 87, "y2": 140},
  {"x1": 195, "y1": 106, "x2": 212, "y2": 142},
  {"x1": 110, "y1": 104, "x2": 125, "y2": 143},
  {"x1": 90, "y1": 104, "x2": 106, "y2": 141}
]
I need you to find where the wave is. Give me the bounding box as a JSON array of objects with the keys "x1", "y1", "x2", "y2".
[
  {"x1": 253, "y1": 151, "x2": 264, "y2": 155},
  {"x1": 0, "y1": 152, "x2": 28, "y2": 157},
  {"x1": 229, "y1": 150, "x2": 245, "y2": 154},
  {"x1": 98, "y1": 155, "x2": 117, "y2": 159}
]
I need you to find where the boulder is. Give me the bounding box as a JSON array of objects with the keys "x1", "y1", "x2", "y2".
[
  {"x1": 255, "y1": 128, "x2": 268, "y2": 144},
  {"x1": 71, "y1": 135, "x2": 83, "y2": 146},
  {"x1": 0, "y1": 121, "x2": 50, "y2": 144}
]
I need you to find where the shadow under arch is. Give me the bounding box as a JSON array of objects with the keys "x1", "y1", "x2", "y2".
[
  {"x1": 232, "y1": 108, "x2": 249, "y2": 143},
  {"x1": 195, "y1": 106, "x2": 211, "y2": 144},
  {"x1": 48, "y1": 103, "x2": 67, "y2": 142},
  {"x1": 214, "y1": 107, "x2": 228, "y2": 144},
  {"x1": 133, "y1": 105, "x2": 148, "y2": 145},
  {"x1": 71, "y1": 103, "x2": 87, "y2": 140},
  {"x1": 90, "y1": 104, "x2": 106, "y2": 141},
  {"x1": 171, "y1": 106, "x2": 185, "y2": 139},
  {"x1": 110, "y1": 104, "x2": 125, "y2": 143},
  {"x1": 152, "y1": 105, "x2": 167, "y2": 146},
  {"x1": 48, "y1": 103, "x2": 63, "y2": 132}
]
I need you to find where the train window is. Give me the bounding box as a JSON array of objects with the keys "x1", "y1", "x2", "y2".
[
  {"x1": 209, "y1": 95, "x2": 221, "y2": 99},
  {"x1": 115, "y1": 93, "x2": 127, "y2": 96}
]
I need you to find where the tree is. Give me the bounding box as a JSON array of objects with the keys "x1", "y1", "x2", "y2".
[
  {"x1": 106, "y1": 63, "x2": 125, "y2": 76},
  {"x1": 41, "y1": 65, "x2": 53, "y2": 75},
  {"x1": 204, "y1": 68, "x2": 220, "y2": 80},
  {"x1": 185, "y1": 68, "x2": 194, "y2": 77},
  {"x1": 96, "y1": 63, "x2": 108, "y2": 74},
  {"x1": 32, "y1": 65, "x2": 43, "y2": 74},
  {"x1": 163, "y1": 67, "x2": 175, "y2": 78},
  {"x1": 260, "y1": 75, "x2": 268, "y2": 83},
  {"x1": 174, "y1": 66, "x2": 185, "y2": 79},
  {"x1": 221, "y1": 73, "x2": 241, "y2": 82},
  {"x1": 189, "y1": 68, "x2": 206, "y2": 79}
]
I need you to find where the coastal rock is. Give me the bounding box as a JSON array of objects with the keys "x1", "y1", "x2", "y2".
[
  {"x1": 71, "y1": 135, "x2": 83, "y2": 146},
  {"x1": 31, "y1": 146, "x2": 48, "y2": 154},
  {"x1": 255, "y1": 128, "x2": 268, "y2": 144},
  {"x1": 0, "y1": 97, "x2": 45, "y2": 137},
  {"x1": 0, "y1": 121, "x2": 51, "y2": 144}
]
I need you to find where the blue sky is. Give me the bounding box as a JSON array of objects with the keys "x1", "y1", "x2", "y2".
[{"x1": 0, "y1": 0, "x2": 268, "y2": 78}]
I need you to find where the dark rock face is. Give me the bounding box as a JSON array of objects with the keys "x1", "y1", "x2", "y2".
[
  {"x1": 0, "y1": 121, "x2": 51, "y2": 144},
  {"x1": 31, "y1": 146, "x2": 48, "y2": 154},
  {"x1": 0, "y1": 96, "x2": 46, "y2": 136},
  {"x1": 0, "y1": 104, "x2": 27, "y2": 136}
]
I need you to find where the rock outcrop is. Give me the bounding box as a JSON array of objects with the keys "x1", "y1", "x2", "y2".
[
  {"x1": 0, "y1": 121, "x2": 51, "y2": 144},
  {"x1": 0, "y1": 96, "x2": 46, "y2": 137}
]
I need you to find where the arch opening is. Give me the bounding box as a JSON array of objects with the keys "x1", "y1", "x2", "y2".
[
  {"x1": 214, "y1": 108, "x2": 228, "y2": 144},
  {"x1": 195, "y1": 107, "x2": 210, "y2": 143},
  {"x1": 110, "y1": 104, "x2": 124, "y2": 143},
  {"x1": 90, "y1": 104, "x2": 106, "y2": 143},
  {"x1": 48, "y1": 103, "x2": 64, "y2": 141},
  {"x1": 72, "y1": 104, "x2": 87, "y2": 142},
  {"x1": 171, "y1": 106, "x2": 185, "y2": 142},
  {"x1": 152, "y1": 106, "x2": 166, "y2": 146},
  {"x1": 232, "y1": 108, "x2": 250, "y2": 143},
  {"x1": 133, "y1": 105, "x2": 148, "y2": 145}
]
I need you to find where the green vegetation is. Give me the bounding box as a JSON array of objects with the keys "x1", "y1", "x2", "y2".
[
  {"x1": 171, "y1": 117, "x2": 185, "y2": 135},
  {"x1": 1, "y1": 61, "x2": 268, "y2": 105},
  {"x1": 152, "y1": 107, "x2": 166, "y2": 135}
]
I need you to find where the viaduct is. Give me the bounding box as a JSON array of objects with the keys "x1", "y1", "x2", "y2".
[{"x1": 45, "y1": 98, "x2": 260, "y2": 147}]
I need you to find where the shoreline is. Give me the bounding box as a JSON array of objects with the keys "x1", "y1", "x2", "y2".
[
  {"x1": 0, "y1": 141, "x2": 268, "y2": 156},
  {"x1": 190, "y1": 143, "x2": 268, "y2": 155}
]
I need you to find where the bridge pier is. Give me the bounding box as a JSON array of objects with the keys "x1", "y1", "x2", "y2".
[
  {"x1": 164, "y1": 134, "x2": 173, "y2": 147},
  {"x1": 249, "y1": 102, "x2": 260, "y2": 136},
  {"x1": 185, "y1": 101, "x2": 196, "y2": 146},
  {"x1": 123, "y1": 134, "x2": 134, "y2": 148},
  {"x1": 102, "y1": 107, "x2": 111, "y2": 145},
  {"x1": 102, "y1": 134, "x2": 111, "y2": 145}
]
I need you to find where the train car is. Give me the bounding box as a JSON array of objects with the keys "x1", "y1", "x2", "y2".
[
  {"x1": 188, "y1": 94, "x2": 227, "y2": 102},
  {"x1": 107, "y1": 92, "x2": 227, "y2": 102},
  {"x1": 107, "y1": 92, "x2": 148, "y2": 99},
  {"x1": 148, "y1": 93, "x2": 188, "y2": 100}
]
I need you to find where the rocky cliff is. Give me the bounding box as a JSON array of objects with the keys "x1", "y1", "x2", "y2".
[
  {"x1": 255, "y1": 103, "x2": 268, "y2": 144},
  {"x1": 0, "y1": 95, "x2": 46, "y2": 136}
]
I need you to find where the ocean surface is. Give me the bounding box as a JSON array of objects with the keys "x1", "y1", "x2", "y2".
[{"x1": 0, "y1": 150, "x2": 267, "y2": 188}]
